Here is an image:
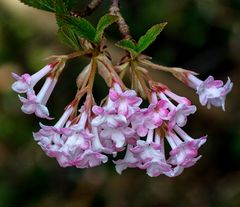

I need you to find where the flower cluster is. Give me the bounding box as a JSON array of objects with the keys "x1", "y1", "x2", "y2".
[
  {"x1": 92, "y1": 82, "x2": 207, "y2": 177},
  {"x1": 13, "y1": 0, "x2": 233, "y2": 178},
  {"x1": 12, "y1": 56, "x2": 232, "y2": 177}
]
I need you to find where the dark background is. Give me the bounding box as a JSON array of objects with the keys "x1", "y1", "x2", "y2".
[{"x1": 0, "y1": 0, "x2": 240, "y2": 206}]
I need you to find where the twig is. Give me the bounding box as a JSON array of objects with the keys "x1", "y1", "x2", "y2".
[
  {"x1": 70, "y1": 0, "x2": 103, "y2": 17},
  {"x1": 109, "y1": 0, "x2": 131, "y2": 39}
]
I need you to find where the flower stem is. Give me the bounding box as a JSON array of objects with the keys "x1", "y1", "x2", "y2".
[
  {"x1": 87, "y1": 58, "x2": 97, "y2": 96},
  {"x1": 130, "y1": 62, "x2": 139, "y2": 93},
  {"x1": 97, "y1": 55, "x2": 126, "y2": 89},
  {"x1": 44, "y1": 50, "x2": 92, "y2": 62},
  {"x1": 67, "y1": 50, "x2": 92, "y2": 59},
  {"x1": 132, "y1": 62, "x2": 151, "y2": 101},
  {"x1": 140, "y1": 59, "x2": 198, "y2": 75}
]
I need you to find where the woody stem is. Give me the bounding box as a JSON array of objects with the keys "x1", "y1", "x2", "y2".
[
  {"x1": 109, "y1": 0, "x2": 131, "y2": 39},
  {"x1": 70, "y1": 0, "x2": 103, "y2": 17}
]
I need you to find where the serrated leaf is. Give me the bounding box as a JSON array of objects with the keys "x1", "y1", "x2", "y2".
[
  {"x1": 19, "y1": 0, "x2": 55, "y2": 12},
  {"x1": 57, "y1": 26, "x2": 81, "y2": 50},
  {"x1": 116, "y1": 39, "x2": 138, "y2": 55},
  {"x1": 19, "y1": 0, "x2": 74, "y2": 12},
  {"x1": 57, "y1": 15, "x2": 97, "y2": 43},
  {"x1": 95, "y1": 14, "x2": 118, "y2": 43},
  {"x1": 136, "y1": 22, "x2": 167, "y2": 53}
]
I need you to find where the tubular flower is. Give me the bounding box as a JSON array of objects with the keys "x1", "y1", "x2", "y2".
[
  {"x1": 33, "y1": 105, "x2": 74, "y2": 157},
  {"x1": 187, "y1": 74, "x2": 233, "y2": 110},
  {"x1": 18, "y1": 77, "x2": 57, "y2": 119},
  {"x1": 12, "y1": 61, "x2": 63, "y2": 119},
  {"x1": 109, "y1": 83, "x2": 142, "y2": 118},
  {"x1": 158, "y1": 91, "x2": 196, "y2": 129},
  {"x1": 12, "y1": 63, "x2": 54, "y2": 93},
  {"x1": 166, "y1": 126, "x2": 207, "y2": 168},
  {"x1": 114, "y1": 145, "x2": 140, "y2": 174}
]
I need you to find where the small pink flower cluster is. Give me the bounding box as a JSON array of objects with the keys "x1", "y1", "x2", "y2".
[
  {"x1": 92, "y1": 82, "x2": 206, "y2": 177},
  {"x1": 12, "y1": 62, "x2": 233, "y2": 177},
  {"x1": 12, "y1": 63, "x2": 58, "y2": 119},
  {"x1": 33, "y1": 106, "x2": 109, "y2": 168}
]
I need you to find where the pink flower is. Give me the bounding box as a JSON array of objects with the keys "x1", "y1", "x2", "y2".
[
  {"x1": 34, "y1": 130, "x2": 63, "y2": 157},
  {"x1": 92, "y1": 84, "x2": 143, "y2": 147},
  {"x1": 92, "y1": 106, "x2": 127, "y2": 128},
  {"x1": 130, "y1": 110, "x2": 157, "y2": 137},
  {"x1": 160, "y1": 89, "x2": 192, "y2": 106},
  {"x1": 109, "y1": 83, "x2": 142, "y2": 118},
  {"x1": 56, "y1": 132, "x2": 108, "y2": 168},
  {"x1": 159, "y1": 91, "x2": 196, "y2": 129},
  {"x1": 168, "y1": 104, "x2": 196, "y2": 129},
  {"x1": 114, "y1": 145, "x2": 140, "y2": 174},
  {"x1": 56, "y1": 128, "x2": 92, "y2": 168},
  {"x1": 91, "y1": 126, "x2": 116, "y2": 155},
  {"x1": 11, "y1": 63, "x2": 54, "y2": 93},
  {"x1": 33, "y1": 106, "x2": 74, "y2": 157},
  {"x1": 100, "y1": 126, "x2": 136, "y2": 149},
  {"x1": 166, "y1": 126, "x2": 207, "y2": 168},
  {"x1": 131, "y1": 132, "x2": 171, "y2": 176},
  {"x1": 56, "y1": 111, "x2": 109, "y2": 168},
  {"x1": 92, "y1": 104, "x2": 136, "y2": 150},
  {"x1": 18, "y1": 77, "x2": 57, "y2": 119},
  {"x1": 74, "y1": 149, "x2": 108, "y2": 168},
  {"x1": 187, "y1": 74, "x2": 233, "y2": 110},
  {"x1": 147, "y1": 92, "x2": 169, "y2": 125},
  {"x1": 131, "y1": 130, "x2": 183, "y2": 177}
]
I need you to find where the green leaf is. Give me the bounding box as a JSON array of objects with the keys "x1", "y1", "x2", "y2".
[
  {"x1": 57, "y1": 26, "x2": 81, "y2": 50},
  {"x1": 116, "y1": 22, "x2": 167, "y2": 56},
  {"x1": 136, "y1": 22, "x2": 167, "y2": 53},
  {"x1": 19, "y1": 0, "x2": 55, "y2": 12},
  {"x1": 55, "y1": 0, "x2": 69, "y2": 15},
  {"x1": 57, "y1": 15, "x2": 97, "y2": 43},
  {"x1": 95, "y1": 14, "x2": 118, "y2": 43},
  {"x1": 19, "y1": 0, "x2": 74, "y2": 12},
  {"x1": 116, "y1": 39, "x2": 138, "y2": 55}
]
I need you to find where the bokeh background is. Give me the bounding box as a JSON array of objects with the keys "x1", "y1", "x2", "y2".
[{"x1": 0, "y1": 0, "x2": 240, "y2": 206}]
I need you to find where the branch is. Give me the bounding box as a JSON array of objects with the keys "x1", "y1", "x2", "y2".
[
  {"x1": 109, "y1": 0, "x2": 132, "y2": 39},
  {"x1": 70, "y1": 0, "x2": 103, "y2": 17}
]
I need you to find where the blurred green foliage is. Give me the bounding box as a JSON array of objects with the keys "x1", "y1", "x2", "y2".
[{"x1": 0, "y1": 0, "x2": 240, "y2": 207}]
